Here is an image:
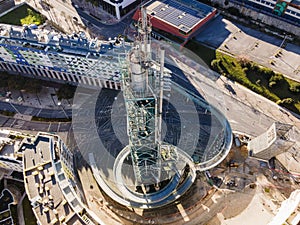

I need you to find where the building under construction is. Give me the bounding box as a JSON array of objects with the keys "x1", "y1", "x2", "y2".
[{"x1": 248, "y1": 122, "x2": 296, "y2": 160}]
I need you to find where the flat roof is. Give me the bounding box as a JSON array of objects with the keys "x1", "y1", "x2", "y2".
[
  {"x1": 291, "y1": 0, "x2": 300, "y2": 6},
  {"x1": 0, "y1": 23, "x2": 131, "y2": 82},
  {"x1": 23, "y1": 136, "x2": 51, "y2": 169},
  {"x1": 23, "y1": 134, "x2": 76, "y2": 225},
  {"x1": 146, "y1": 0, "x2": 215, "y2": 33}
]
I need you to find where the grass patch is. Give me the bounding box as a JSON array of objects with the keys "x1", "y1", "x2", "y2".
[
  {"x1": 31, "y1": 116, "x2": 71, "y2": 122},
  {"x1": 211, "y1": 51, "x2": 300, "y2": 114},
  {"x1": 0, "y1": 110, "x2": 16, "y2": 117},
  {"x1": 22, "y1": 196, "x2": 37, "y2": 225},
  {"x1": 0, "y1": 4, "x2": 45, "y2": 26}
]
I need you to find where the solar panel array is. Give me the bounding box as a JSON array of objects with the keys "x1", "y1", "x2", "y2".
[{"x1": 148, "y1": 0, "x2": 215, "y2": 32}]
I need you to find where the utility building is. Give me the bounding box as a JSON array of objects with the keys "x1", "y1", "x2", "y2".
[{"x1": 133, "y1": 0, "x2": 217, "y2": 42}]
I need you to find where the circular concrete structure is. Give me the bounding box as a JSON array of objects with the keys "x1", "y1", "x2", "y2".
[{"x1": 72, "y1": 68, "x2": 232, "y2": 208}]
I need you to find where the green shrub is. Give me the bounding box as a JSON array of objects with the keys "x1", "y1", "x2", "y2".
[
  {"x1": 269, "y1": 73, "x2": 283, "y2": 83},
  {"x1": 289, "y1": 83, "x2": 300, "y2": 93},
  {"x1": 20, "y1": 9, "x2": 45, "y2": 25},
  {"x1": 0, "y1": 110, "x2": 15, "y2": 117},
  {"x1": 281, "y1": 98, "x2": 293, "y2": 104},
  {"x1": 237, "y1": 56, "x2": 251, "y2": 68},
  {"x1": 211, "y1": 59, "x2": 220, "y2": 70},
  {"x1": 32, "y1": 116, "x2": 71, "y2": 122},
  {"x1": 56, "y1": 83, "x2": 76, "y2": 100},
  {"x1": 269, "y1": 81, "x2": 277, "y2": 88}
]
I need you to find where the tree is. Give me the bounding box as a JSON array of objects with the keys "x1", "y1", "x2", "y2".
[
  {"x1": 56, "y1": 84, "x2": 76, "y2": 100},
  {"x1": 237, "y1": 56, "x2": 251, "y2": 68},
  {"x1": 280, "y1": 98, "x2": 294, "y2": 104},
  {"x1": 20, "y1": 9, "x2": 45, "y2": 25},
  {"x1": 24, "y1": 79, "x2": 42, "y2": 93},
  {"x1": 268, "y1": 81, "x2": 277, "y2": 88},
  {"x1": 269, "y1": 73, "x2": 283, "y2": 83},
  {"x1": 0, "y1": 73, "x2": 9, "y2": 88},
  {"x1": 289, "y1": 83, "x2": 300, "y2": 93},
  {"x1": 210, "y1": 59, "x2": 220, "y2": 71}
]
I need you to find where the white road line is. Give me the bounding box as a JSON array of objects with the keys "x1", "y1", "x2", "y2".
[
  {"x1": 47, "y1": 123, "x2": 51, "y2": 132},
  {"x1": 57, "y1": 122, "x2": 61, "y2": 132},
  {"x1": 36, "y1": 108, "x2": 43, "y2": 117},
  {"x1": 177, "y1": 203, "x2": 190, "y2": 222}
]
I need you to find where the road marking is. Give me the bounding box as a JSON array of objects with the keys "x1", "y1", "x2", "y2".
[
  {"x1": 229, "y1": 119, "x2": 238, "y2": 124},
  {"x1": 57, "y1": 122, "x2": 60, "y2": 132},
  {"x1": 47, "y1": 123, "x2": 51, "y2": 132},
  {"x1": 14, "y1": 120, "x2": 25, "y2": 129},
  {"x1": 36, "y1": 108, "x2": 43, "y2": 117},
  {"x1": 201, "y1": 204, "x2": 210, "y2": 212},
  {"x1": 10, "y1": 119, "x2": 16, "y2": 128},
  {"x1": 177, "y1": 203, "x2": 190, "y2": 222}
]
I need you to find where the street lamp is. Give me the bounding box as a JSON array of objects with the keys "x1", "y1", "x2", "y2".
[{"x1": 5, "y1": 98, "x2": 21, "y2": 114}]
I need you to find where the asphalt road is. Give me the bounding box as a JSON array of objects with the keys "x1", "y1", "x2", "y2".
[
  {"x1": 164, "y1": 48, "x2": 299, "y2": 137},
  {"x1": 77, "y1": 8, "x2": 133, "y2": 39},
  {"x1": 0, "y1": 115, "x2": 71, "y2": 132},
  {"x1": 26, "y1": 0, "x2": 132, "y2": 38},
  {"x1": 0, "y1": 101, "x2": 72, "y2": 118},
  {"x1": 0, "y1": 100, "x2": 72, "y2": 132}
]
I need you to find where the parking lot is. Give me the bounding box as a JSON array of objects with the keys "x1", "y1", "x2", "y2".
[{"x1": 196, "y1": 15, "x2": 300, "y2": 82}]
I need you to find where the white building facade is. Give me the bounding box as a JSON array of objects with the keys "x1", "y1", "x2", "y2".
[
  {"x1": 94, "y1": 0, "x2": 139, "y2": 20},
  {"x1": 0, "y1": 24, "x2": 132, "y2": 89}
]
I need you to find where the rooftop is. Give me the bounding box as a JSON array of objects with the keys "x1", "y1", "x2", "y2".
[
  {"x1": 0, "y1": 23, "x2": 130, "y2": 57},
  {"x1": 290, "y1": 0, "x2": 300, "y2": 6},
  {"x1": 145, "y1": 0, "x2": 216, "y2": 33},
  {"x1": 0, "y1": 130, "x2": 24, "y2": 159},
  {"x1": 0, "y1": 23, "x2": 131, "y2": 82},
  {"x1": 0, "y1": 24, "x2": 100, "y2": 53},
  {"x1": 23, "y1": 134, "x2": 81, "y2": 225}
]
